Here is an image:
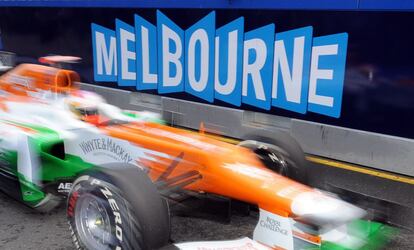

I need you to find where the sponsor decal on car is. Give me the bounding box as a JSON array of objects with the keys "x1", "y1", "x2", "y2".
[
  {"x1": 64, "y1": 130, "x2": 172, "y2": 168},
  {"x1": 253, "y1": 209, "x2": 293, "y2": 249},
  {"x1": 57, "y1": 182, "x2": 72, "y2": 193},
  {"x1": 91, "y1": 10, "x2": 348, "y2": 118},
  {"x1": 79, "y1": 138, "x2": 134, "y2": 163}
]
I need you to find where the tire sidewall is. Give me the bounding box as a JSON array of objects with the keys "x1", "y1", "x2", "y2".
[{"x1": 67, "y1": 175, "x2": 144, "y2": 250}]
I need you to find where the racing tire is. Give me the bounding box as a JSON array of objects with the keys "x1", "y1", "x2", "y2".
[
  {"x1": 239, "y1": 130, "x2": 308, "y2": 183},
  {"x1": 67, "y1": 164, "x2": 170, "y2": 250}
]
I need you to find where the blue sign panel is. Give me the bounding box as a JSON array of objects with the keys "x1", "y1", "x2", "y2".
[
  {"x1": 184, "y1": 11, "x2": 216, "y2": 102},
  {"x1": 135, "y1": 14, "x2": 158, "y2": 90},
  {"x1": 91, "y1": 23, "x2": 117, "y2": 82},
  {"x1": 157, "y1": 10, "x2": 185, "y2": 94},
  {"x1": 307, "y1": 33, "x2": 348, "y2": 118},
  {"x1": 241, "y1": 24, "x2": 275, "y2": 110},
  {"x1": 214, "y1": 17, "x2": 244, "y2": 107},
  {"x1": 271, "y1": 26, "x2": 313, "y2": 114},
  {"x1": 116, "y1": 19, "x2": 136, "y2": 87}
]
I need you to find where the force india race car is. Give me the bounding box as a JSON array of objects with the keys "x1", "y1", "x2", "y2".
[{"x1": 0, "y1": 62, "x2": 395, "y2": 250}]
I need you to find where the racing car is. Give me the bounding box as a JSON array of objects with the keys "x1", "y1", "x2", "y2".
[{"x1": 0, "y1": 63, "x2": 395, "y2": 250}]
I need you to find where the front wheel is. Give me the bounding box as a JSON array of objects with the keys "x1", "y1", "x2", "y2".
[
  {"x1": 239, "y1": 130, "x2": 308, "y2": 183},
  {"x1": 67, "y1": 164, "x2": 170, "y2": 250}
]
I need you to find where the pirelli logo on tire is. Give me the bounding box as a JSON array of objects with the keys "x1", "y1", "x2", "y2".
[{"x1": 100, "y1": 186, "x2": 123, "y2": 245}]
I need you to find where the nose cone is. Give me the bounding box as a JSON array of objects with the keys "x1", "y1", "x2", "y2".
[{"x1": 291, "y1": 191, "x2": 366, "y2": 227}]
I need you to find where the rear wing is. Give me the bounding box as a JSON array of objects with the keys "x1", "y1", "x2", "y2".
[{"x1": 39, "y1": 55, "x2": 81, "y2": 69}]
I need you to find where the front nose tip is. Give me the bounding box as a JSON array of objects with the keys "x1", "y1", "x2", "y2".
[{"x1": 291, "y1": 191, "x2": 366, "y2": 226}]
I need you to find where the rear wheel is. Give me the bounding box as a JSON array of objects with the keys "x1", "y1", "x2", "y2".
[
  {"x1": 239, "y1": 130, "x2": 307, "y2": 183},
  {"x1": 67, "y1": 164, "x2": 170, "y2": 250}
]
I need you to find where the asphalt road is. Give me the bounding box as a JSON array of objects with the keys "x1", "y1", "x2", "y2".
[{"x1": 0, "y1": 160, "x2": 413, "y2": 249}]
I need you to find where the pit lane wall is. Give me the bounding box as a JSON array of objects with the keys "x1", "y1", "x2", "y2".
[{"x1": 1, "y1": 1, "x2": 414, "y2": 176}]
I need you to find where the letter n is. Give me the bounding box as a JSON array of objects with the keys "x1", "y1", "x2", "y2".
[{"x1": 271, "y1": 26, "x2": 313, "y2": 114}]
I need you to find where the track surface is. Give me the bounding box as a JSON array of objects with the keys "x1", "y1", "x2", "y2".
[{"x1": 0, "y1": 160, "x2": 413, "y2": 249}]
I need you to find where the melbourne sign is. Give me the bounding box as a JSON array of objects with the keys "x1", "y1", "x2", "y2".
[{"x1": 91, "y1": 10, "x2": 348, "y2": 117}]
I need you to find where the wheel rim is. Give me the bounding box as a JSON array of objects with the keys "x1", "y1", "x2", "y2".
[
  {"x1": 271, "y1": 153, "x2": 289, "y2": 176},
  {"x1": 75, "y1": 194, "x2": 113, "y2": 250},
  {"x1": 256, "y1": 146, "x2": 289, "y2": 176},
  {"x1": 240, "y1": 140, "x2": 290, "y2": 176}
]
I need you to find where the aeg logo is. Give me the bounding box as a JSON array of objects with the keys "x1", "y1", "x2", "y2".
[{"x1": 91, "y1": 10, "x2": 348, "y2": 117}]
